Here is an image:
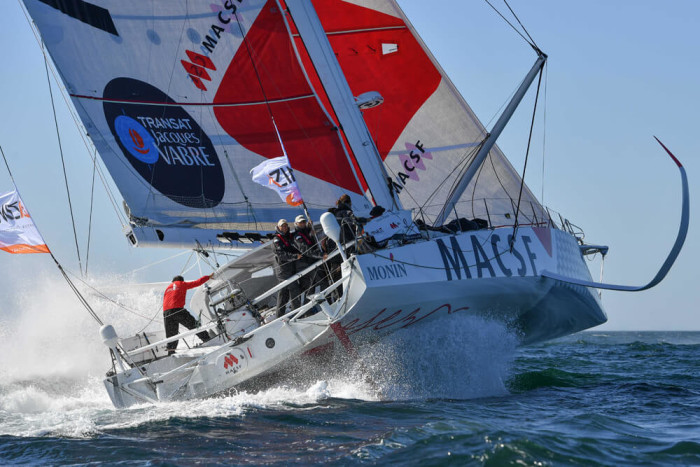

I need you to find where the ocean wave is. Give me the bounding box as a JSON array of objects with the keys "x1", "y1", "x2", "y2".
[{"x1": 507, "y1": 367, "x2": 598, "y2": 391}]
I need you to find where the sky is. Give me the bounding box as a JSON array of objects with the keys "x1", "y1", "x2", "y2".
[{"x1": 0, "y1": 0, "x2": 698, "y2": 330}]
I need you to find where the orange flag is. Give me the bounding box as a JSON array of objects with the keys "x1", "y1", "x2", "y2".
[{"x1": 0, "y1": 190, "x2": 49, "y2": 254}]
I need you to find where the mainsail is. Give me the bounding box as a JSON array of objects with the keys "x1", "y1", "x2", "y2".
[{"x1": 24, "y1": 0, "x2": 546, "y2": 249}]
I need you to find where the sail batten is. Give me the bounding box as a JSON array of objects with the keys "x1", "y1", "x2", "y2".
[{"x1": 69, "y1": 93, "x2": 318, "y2": 107}]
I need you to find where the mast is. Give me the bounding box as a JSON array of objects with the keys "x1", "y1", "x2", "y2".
[
  {"x1": 434, "y1": 52, "x2": 547, "y2": 226},
  {"x1": 284, "y1": 0, "x2": 399, "y2": 210}
]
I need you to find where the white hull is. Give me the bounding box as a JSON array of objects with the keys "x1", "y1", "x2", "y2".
[
  {"x1": 103, "y1": 226, "x2": 606, "y2": 408},
  {"x1": 338, "y1": 226, "x2": 606, "y2": 346}
]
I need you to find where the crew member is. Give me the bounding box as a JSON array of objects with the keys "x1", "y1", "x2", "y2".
[
  {"x1": 333, "y1": 194, "x2": 359, "y2": 244},
  {"x1": 273, "y1": 219, "x2": 302, "y2": 318},
  {"x1": 293, "y1": 215, "x2": 328, "y2": 300},
  {"x1": 163, "y1": 275, "x2": 212, "y2": 353},
  {"x1": 325, "y1": 194, "x2": 365, "y2": 298},
  {"x1": 361, "y1": 205, "x2": 388, "y2": 252}
]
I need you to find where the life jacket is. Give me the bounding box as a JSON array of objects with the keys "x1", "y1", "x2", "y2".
[
  {"x1": 275, "y1": 233, "x2": 292, "y2": 247},
  {"x1": 295, "y1": 229, "x2": 313, "y2": 246}
]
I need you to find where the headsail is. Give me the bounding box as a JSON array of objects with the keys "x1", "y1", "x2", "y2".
[{"x1": 308, "y1": 0, "x2": 548, "y2": 225}]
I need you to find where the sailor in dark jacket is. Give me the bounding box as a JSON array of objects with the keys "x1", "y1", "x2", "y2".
[
  {"x1": 293, "y1": 215, "x2": 328, "y2": 300},
  {"x1": 273, "y1": 219, "x2": 301, "y2": 318},
  {"x1": 332, "y1": 194, "x2": 365, "y2": 246}
]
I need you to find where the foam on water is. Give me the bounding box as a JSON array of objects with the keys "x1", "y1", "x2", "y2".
[
  {"x1": 0, "y1": 270, "x2": 165, "y2": 382},
  {"x1": 0, "y1": 272, "x2": 520, "y2": 438},
  {"x1": 356, "y1": 312, "x2": 518, "y2": 400}
]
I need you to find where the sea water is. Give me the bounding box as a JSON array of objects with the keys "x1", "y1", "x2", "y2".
[{"x1": 1, "y1": 277, "x2": 699, "y2": 465}]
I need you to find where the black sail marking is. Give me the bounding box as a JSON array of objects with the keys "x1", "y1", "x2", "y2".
[{"x1": 38, "y1": 0, "x2": 118, "y2": 36}]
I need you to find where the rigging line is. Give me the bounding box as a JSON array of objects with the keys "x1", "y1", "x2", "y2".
[
  {"x1": 449, "y1": 144, "x2": 482, "y2": 199},
  {"x1": 233, "y1": 10, "x2": 287, "y2": 231},
  {"x1": 239, "y1": 6, "x2": 351, "y2": 202},
  {"x1": 502, "y1": 0, "x2": 540, "y2": 51},
  {"x1": 541, "y1": 63, "x2": 548, "y2": 205},
  {"x1": 277, "y1": 3, "x2": 375, "y2": 198},
  {"x1": 0, "y1": 146, "x2": 18, "y2": 186},
  {"x1": 197, "y1": 71, "x2": 254, "y2": 216},
  {"x1": 92, "y1": 148, "x2": 128, "y2": 226},
  {"x1": 85, "y1": 158, "x2": 97, "y2": 277},
  {"x1": 88, "y1": 144, "x2": 127, "y2": 227},
  {"x1": 207, "y1": 242, "x2": 221, "y2": 269},
  {"x1": 195, "y1": 239, "x2": 219, "y2": 269},
  {"x1": 435, "y1": 155, "x2": 475, "y2": 212},
  {"x1": 420, "y1": 148, "x2": 473, "y2": 210},
  {"x1": 164, "y1": 0, "x2": 190, "y2": 99},
  {"x1": 441, "y1": 166, "x2": 480, "y2": 222},
  {"x1": 463, "y1": 71, "x2": 544, "y2": 218},
  {"x1": 136, "y1": 299, "x2": 169, "y2": 334},
  {"x1": 181, "y1": 258, "x2": 203, "y2": 276},
  {"x1": 483, "y1": 78, "x2": 521, "y2": 133},
  {"x1": 423, "y1": 141, "x2": 483, "y2": 214},
  {"x1": 180, "y1": 250, "x2": 197, "y2": 275},
  {"x1": 205, "y1": 105, "x2": 256, "y2": 226},
  {"x1": 468, "y1": 153, "x2": 491, "y2": 217},
  {"x1": 129, "y1": 249, "x2": 192, "y2": 274},
  {"x1": 486, "y1": 148, "x2": 513, "y2": 207},
  {"x1": 42, "y1": 43, "x2": 84, "y2": 278},
  {"x1": 137, "y1": 306, "x2": 163, "y2": 334},
  {"x1": 63, "y1": 268, "x2": 159, "y2": 321},
  {"x1": 383, "y1": 161, "x2": 422, "y2": 209},
  {"x1": 480, "y1": 71, "x2": 546, "y2": 226},
  {"x1": 511, "y1": 67, "x2": 544, "y2": 249},
  {"x1": 194, "y1": 104, "x2": 218, "y2": 221},
  {"x1": 238, "y1": 7, "x2": 360, "y2": 225},
  {"x1": 233, "y1": 11, "x2": 277, "y2": 140},
  {"x1": 140, "y1": 3, "x2": 189, "y2": 218},
  {"x1": 483, "y1": 0, "x2": 535, "y2": 49},
  {"x1": 51, "y1": 253, "x2": 104, "y2": 326},
  {"x1": 383, "y1": 137, "x2": 481, "y2": 214},
  {"x1": 235, "y1": 49, "x2": 291, "y2": 229}
]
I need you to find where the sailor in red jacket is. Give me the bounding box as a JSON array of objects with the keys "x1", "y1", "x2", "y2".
[{"x1": 163, "y1": 275, "x2": 212, "y2": 353}]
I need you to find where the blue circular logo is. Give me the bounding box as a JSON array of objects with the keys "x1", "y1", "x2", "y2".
[
  {"x1": 104, "y1": 78, "x2": 224, "y2": 209},
  {"x1": 114, "y1": 116, "x2": 159, "y2": 164}
]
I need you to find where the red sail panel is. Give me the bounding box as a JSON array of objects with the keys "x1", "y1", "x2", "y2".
[
  {"x1": 279, "y1": 0, "x2": 368, "y2": 196},
  {"x1": 213, "y1": 1, "x2": 361, "y2": 194},
  {"x1": 309, "y1": 0, "x2": 441, "y2": 160}
]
